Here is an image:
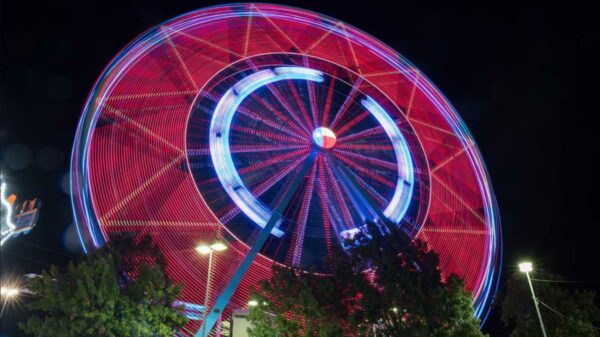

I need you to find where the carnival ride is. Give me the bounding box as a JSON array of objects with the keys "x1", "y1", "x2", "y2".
[
  {"x1": 1, "y1": 177, "x2": 41, "y2": 246},
  {"x1": 71, "y1": 4, "x2": 501, "y2": 336}
]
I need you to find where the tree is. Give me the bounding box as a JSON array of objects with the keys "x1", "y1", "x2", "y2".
[
  {"x1": 247, "y1": 265, "x2": 348, "y2": 337},
  {"x1": 19, "y1": 237, "x2": 187, "y2": 337},
  {"x1": 248, "y1": 223, "x2": 487, "y2": 337},
  {"x1": 501, "y1": 271, "x2": 600, "y2": 337}
]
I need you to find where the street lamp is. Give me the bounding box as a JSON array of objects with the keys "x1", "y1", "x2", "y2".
[
  {"x1": 0, "y1": 286, "x2": 21, "y2": 317},
  {"x1": 518, "y1": 261, "x2": 547, "y2": 337},
  {"x1": 196, "y1": 242, "x2": 228, "y2": 337}
]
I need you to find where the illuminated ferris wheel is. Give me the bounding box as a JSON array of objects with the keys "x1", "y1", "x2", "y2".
[{"x1": 71, "y1": 4, "x2": 501, "y2": 336}]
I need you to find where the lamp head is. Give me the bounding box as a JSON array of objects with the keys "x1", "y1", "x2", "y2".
[
  {"x1": 210, "y1": 242, "x2": 227, "y2": 252},
  {"x1": 0, "y1": 286, "x2": 20, "y2": 298},
  {"x1": 196, "y1": 245, "x2": 212, "y2": 255},
  {"x1": 518, "y1": 262, "x2": 533, "y2": 273}
]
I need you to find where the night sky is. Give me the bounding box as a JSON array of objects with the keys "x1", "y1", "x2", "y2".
[{"x1": 1, "y1": 1, "x2": 596, "y2": 336}]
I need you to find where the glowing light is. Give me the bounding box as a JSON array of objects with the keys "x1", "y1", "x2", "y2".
[
  {"x1": 247, "y1": 300, "x2": 258, "y2": 307},
  {"x1": 1, "y1": 178, "x2": 16, "y2": 246},
  {"x1": 196, "y1": 245, "x2": 212, "y2": 255},
  {"x1": 196, "y1": 242, "x2": 227, "y2": 255},
  {"x1": 519, "y1": 262, "x2": 533, "y2": 273},
  {"x1": 274, "y1": 66, "x2": 323, "y2": 78},
  {"x1": 210, "y1": 242, "x2": 227, "y2": 252},
  {"x1": 0, "y1": 286, "x2": 20, "y2": 297},
  {"x1": 312, "y1": 127, "x2": 336, "y2": 149},
  {"x1": 209, "y1": 66, "x2": 323, "y2": 237},
  {"x1": 360, "y1": 96, "x2": 415, "y2": 225}
]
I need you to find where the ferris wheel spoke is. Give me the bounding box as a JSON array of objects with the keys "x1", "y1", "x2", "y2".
[
  {"x1": 316, "y1": 156, "x2": 334, "y2": 255},
  {"x1": 285, "y1": 81, "x2": 315, "y2": 131},
  {"x1": 430, "y1": 146, "x2": 469, "y2": 173},
  {"x1": 329, "y1": 78, "x2": 363, "y2": 129},
  {"x1": 344, "y1": 168, "x2": 389, "y2": 207},
  {"x1": 249, "y1": 4, "x2": 303, "y2": 52},
  {"x1": 322, "y1": 156, "x2": 355, "y2": 230},
  {"x1": 331, "y1": 151, "x2": 396, "y2": 188},
  {"x1": 321, "y1": 76, "x2": 336, "y2": 127},
  {"x1": 333, "y1": 110, "x2": 370, "y2": 136},
  {"x1": 327, "y1": 153, "x2": 390, "y2": 208},
  {"x1": 287, "y1": 162, "x2": 317, "y2": 266},
  {"x1": 236, "y1": 104, "x2": 307, "y2": 141},
  {"x1": 230, "y1": 144, "x2": 308, "y2": 154},
  {"x1": 242, "y1": 12, "x2": 253, "y2": 57},
  {"x1": 162, "y1": 25, "x2": 243, "y2": 60},
  {"x1": 237, "y1": 148, "x2": 309, "y2": 176},
  {"x1": 241, "y1": 151, "x2": 309, "y2": 190},
  {"x1": 340, "y1": 23, "x2": 363, "y2": 75},
  {"x1": 102, "y1": 105, "x2": 183, "y2": 154},
  {"x1": 307, "y1": 80, "x2": 319, "y2": 128},
  {"x1": 198, "y1": 90, "x2": 306, "y2": 141},
  {"x1": 230, "y1": 124, "x2": 307, "y2": 144},
  {"x1": 101, "y1": 154, "x2": 185, "y2": 221},
  {"x1": 218, "y1": 153, "x2": 308, "y2": 224},
  {"x1": 336, "y1": 143, "x2": 394, "y2": 152},
  {"x1": 160, "y1": 27, "x2": 198, "y2": 90},
  {"x1": 303, "y1": 56, "x2": 320, "y2": 127},
  {"x1": 250, "y1": 91, "x2": 311, "y2": 136},
  {"x1": 431, "y1": 173, "x2": 486, "y2": 224},
  {"x1": 106, "y1": 90, "x2": 197, "y2": 102},
  {"x1": 408, "y1": 117, "x2": 457, "y2": 137},
  {"x1": 405, "y1": 71, "x2": 420, "y2": 118},
  {"x1": 332, "y1": 148, "x2": 398, "y2": 171},
  {"x1": 251, "y1": 154, "x2": 309, "y2": 196},
  {"x1": 336, "y1": 123, "x2": 388, "y2": 143}
]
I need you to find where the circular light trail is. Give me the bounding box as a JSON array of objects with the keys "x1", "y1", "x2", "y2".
[{"x1": 71, "y1": 4, "x2": 502, "y2": 334}]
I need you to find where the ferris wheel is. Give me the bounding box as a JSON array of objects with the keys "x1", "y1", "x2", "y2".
[{"x1": 71, "y1": 4, "x2": 501, "y2": 336}]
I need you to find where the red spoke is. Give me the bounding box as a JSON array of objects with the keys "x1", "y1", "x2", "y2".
[
  {"x1": 255, "y1": 89, "x2": 311, "y2": 136},
  {"x1": 287, "y1": 162, "x2": 317, "y2": 266},
  {"x1": 336, "y1": 143, "x2": 394, "y2": 151},
  {"x1": 331, "y1": 151, "x2": 396, "y2": 188},
  {"x1": 334, "y1": 110, "x2": 370, "y2": 136},
  {"x1": 321, "y1": 76, "x2": 336, "y2": 127},
  {"x1": 316, "y1": 156, "x2": 334, "y2": 255},
  {"x1": 230, "y1": 124, "x2": 307, "y2": 144},
  {"x1": 329, "y1": 78, "x2": 363, "y2": 129},
  {"x1": 345, "y1": 168, "x2": 389, "y2": 207},
  {"x1": 237, "y1": 104, "x2": 307, "y2": 141},
  {"x1": 304, "y1": 57, "x2": 320, "y2": 127},
  {"x1": 238, "y1": 148, "x2": 309, "y2": 175},
  {"x1": 332, "y1": 148, "x2": 398, "y2": 171},
  {"x1": 336, "y1": 124, "x2": 386, "y2": 143},
  {"x1": 220, "y1": 153, "x2": 308, "y2": 223},
  {"x1": 323, "y1": 156, "x2": 355, "y2": 229},
  {"x1": 286, "y1": 80, "x2": 315, "y2": 131},
  {"x1": 246, "y1": 93, "x2": 309, "y2": 138},
  {"x1": 230, "y1": 144, "x2": 309, "y2": 153}
]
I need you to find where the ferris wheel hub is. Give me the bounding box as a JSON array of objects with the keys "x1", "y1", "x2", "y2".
[{"x1": 312, "y1": 127, "x2": 337, "y2": 149}]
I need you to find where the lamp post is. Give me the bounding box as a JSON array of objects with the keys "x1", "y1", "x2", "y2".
[
  {"x1": 518, "y1": 262, "x2": 547, "y2": 337},
  {"x1": 196, "y1": 242, "x2": 227, "y2": 337}
]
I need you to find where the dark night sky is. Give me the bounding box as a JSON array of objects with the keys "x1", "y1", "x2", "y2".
[{"x1": 1, "y1": 1, "x2": 596, "y2": 336}]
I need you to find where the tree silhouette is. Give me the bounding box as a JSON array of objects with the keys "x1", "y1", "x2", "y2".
[
  {"x1": 248, "y1": 224, "x2": 487, "y2": 337},
  {"x1": 19, "y1": 235, "x2": 187, "y2": 337}
]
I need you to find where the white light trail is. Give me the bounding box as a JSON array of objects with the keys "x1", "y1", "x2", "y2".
[{"x1": 1, "y1": 177, "x2": 16, "y2": 246}]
